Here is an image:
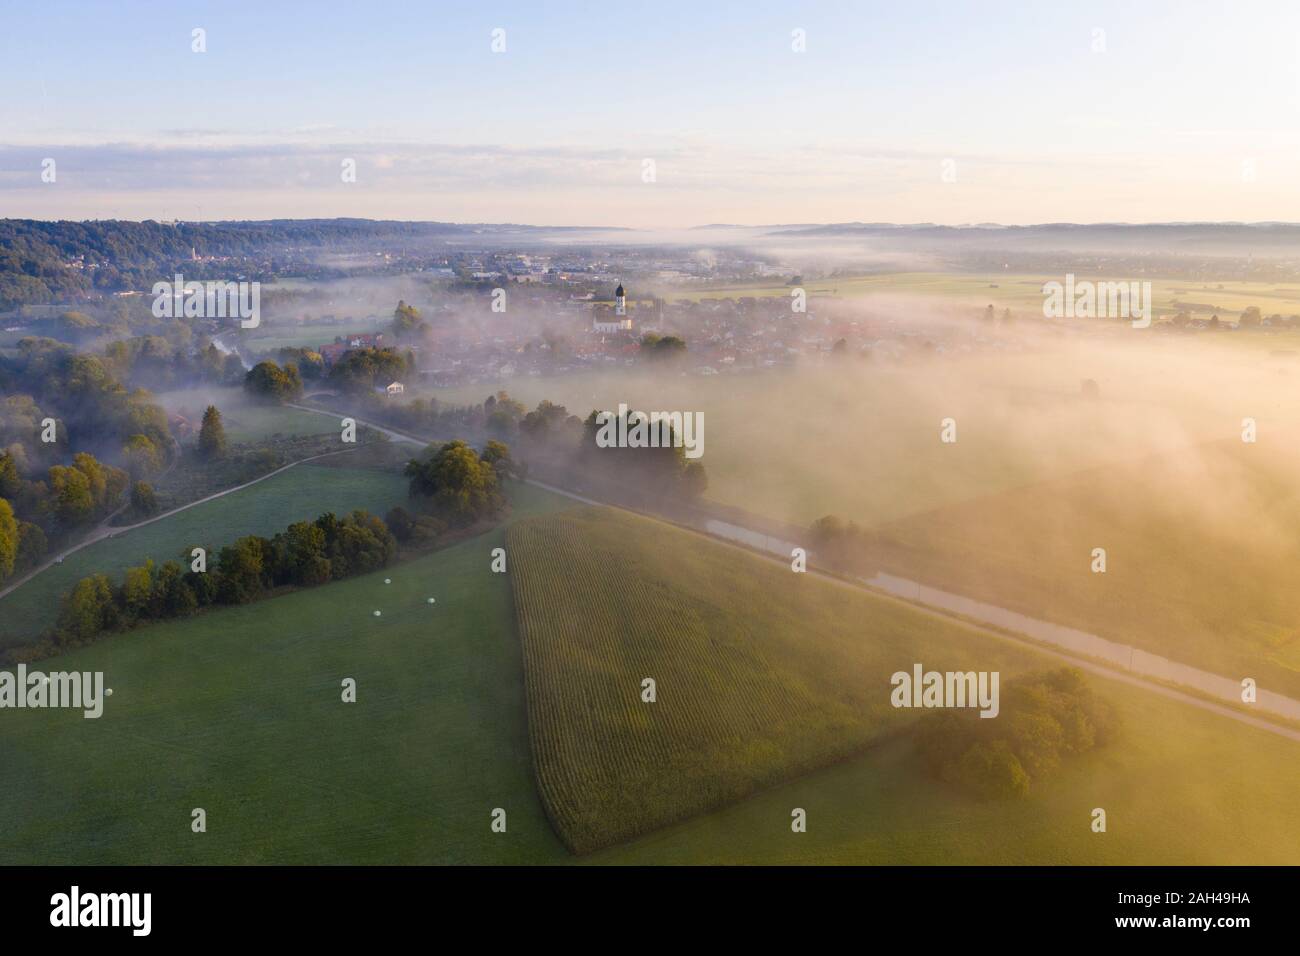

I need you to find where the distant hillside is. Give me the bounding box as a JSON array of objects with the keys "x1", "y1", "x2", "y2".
[{"x1": 0, "y1": 218, "x2": 590, "y2": 310}]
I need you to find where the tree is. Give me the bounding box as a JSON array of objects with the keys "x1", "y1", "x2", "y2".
[
  {"x1": 120, "y1": 560, "x2": 157, "y2": 622},
  {"x1": 130, "y1": 480, "x2": 159, "y2": 517},
  {"x1": 481, "y1": 440, "x2": 516, "y2": 478},
  {"x1": 0, "y1": 498, "x2": 17, "y2": 583},
  {"x1": 328, "y1": 347, "x2": 412, "y2": 394},
  {"x1": 15, "y1": 520, "x2": 47, "y2": 573},
  {"x1": 244, "y1": 361, "x2": 303, "y2": 403},
  {"x1": 122, "y1": 433, "x2": 163, "y2": 478},
  {"x1": 153, "y1": 560, "x2": 197, "y2": 618},
  {"x1": 47, "y1": 465, "x2": 95, "y2": 525},
  {"x1": 682, "y1": 461, "x2": 708, "y2": 498},
  {"x1": 198, "y1": 405, "x2": 228, "y2": 459},
  {"x1": 272, "y1": 520, "x2": 331, "y2": 586},
  {"x1": 56, "y1": 574, "x2": 117, "y2": 644},
  {"x1": 640, "y1": 334, "x2": 687, "y2": 359},
  {"x1": 216, "y1": 535, "x2": 269, "y2": 603},
  {"x1": 392, "y1": 300, "x2": 424, "y2": 339},
  {"x1": 404, "y1": 440, "x2": 503, "y2": 526}
]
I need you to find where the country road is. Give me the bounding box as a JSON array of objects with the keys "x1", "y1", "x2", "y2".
[
  {"x1": 16, "y1": 398, "x2": 1296, "y2": 745},
  {"x1": 284, "y1": 401, "x2": 1300, "y2": 741}
]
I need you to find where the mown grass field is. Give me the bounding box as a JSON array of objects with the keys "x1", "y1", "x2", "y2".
[
  {"x1": 0, "y1": 462, "x2": 409, "y2": 647},
  {"x1": 5, "y1": 491, "x2": 1300, "y2": 863},
  {"x1": 0, "y1": 481, "x2": 579, "y2": 864}
]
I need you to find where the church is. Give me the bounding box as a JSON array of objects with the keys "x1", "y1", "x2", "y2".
[{"x1": 592, "y1": 283, "x2": 634, "y2": 333}]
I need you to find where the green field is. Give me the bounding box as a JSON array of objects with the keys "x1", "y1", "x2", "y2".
[
  {"x1": 0, "y1": 481, "x2": 579, "y2": 864},
  {"x1": 0, "y1": 462, "x2": 409, "y2": 647},
  {"x1": 507, "y1": 506, "x2": 1052, "y2": 852},
  {"x1": 508, "y1": 506, "x2": 1300, "y2": 861},
  {"x1": 4, "y1": 490, "x2": 1300, "y2": 863},
  {"x1": 154, "y1": 387, "x2": 338, "y2": 443},
  {"x1": 670, "y1": 270, "x2": 1300, "y2": 323}
]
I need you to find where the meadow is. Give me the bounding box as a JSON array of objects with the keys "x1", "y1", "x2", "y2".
[
  {"x1": 4, "y1": 489, "x2": 1300, "y2": 864},
  {"x1": 0, "y1": 481, "x2": 579, "y2": 864},
  {"x1": 669, "y1": 270, "x2": 1300, "y2": 325},
  {"x1": 0, "y1": 462, "x2": 409, "y2": 647},
  {"x1": 153, "y1": 387, "x2": 339, "y2": 442}
]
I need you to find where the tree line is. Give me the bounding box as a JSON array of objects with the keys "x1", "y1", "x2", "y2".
[
  {"x1": 4, "y1": 434, "x2": 517, "y2": 663},
  {"x1": 35, "y1": 509, "x2": 399, "y2": 658}
]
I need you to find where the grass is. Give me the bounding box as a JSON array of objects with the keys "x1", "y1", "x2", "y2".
[
  {"x1": 0, "y1": 481, "x2": 579, "y2": 864},
  {"x1": 153, "y1": 387, "x2": 338, "y2": 443},
  {"x1": 4, "y1": 491, "x2": 1300, "y2": 863},
  {"x1": 507, "y1": 505, "x2": 1300, "y2": 863},
  {"x1": 0, "y1": 462, "x2": 410, "y2": 647},
  {"x1": 585, "y1": 683, "x2": 1300, "y2": 864},
  {"x1": 671, "y1": 270, "x2": 1300, "y2": 322}
]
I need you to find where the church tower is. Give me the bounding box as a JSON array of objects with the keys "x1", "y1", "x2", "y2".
[{"x1": 615, "y1": 283, "x2": 627, "y2": 316}]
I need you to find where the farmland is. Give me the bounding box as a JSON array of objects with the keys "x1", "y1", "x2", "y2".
[
  {"x1": 4, "y1": 491, "x2": 1300, "y2": 864},
  {"x1": 507, "y1": 505, "x2": 1300, "y2": 861},
  {"x1": 511, "y1": 504, "x2": 955, "y2": 852},
  {"x1": 0, "y1": 481, "x2": 580, "y2": 864},
  {"x1": 0, "y1": 460, "x2": 409, "y2": 647}
]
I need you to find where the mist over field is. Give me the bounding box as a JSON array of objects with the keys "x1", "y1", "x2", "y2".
[{"x1": 9, "y1": 2, "x2": 1300, "y2": 906}]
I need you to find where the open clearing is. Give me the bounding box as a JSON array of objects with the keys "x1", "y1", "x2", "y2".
[{"x1": 0, "y1": 462, "x2": 408, "y2": 647}]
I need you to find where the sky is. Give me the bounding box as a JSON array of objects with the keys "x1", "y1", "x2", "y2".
[{"x1": 3, "y1": 0, "x2": 1300, "y2": 227}]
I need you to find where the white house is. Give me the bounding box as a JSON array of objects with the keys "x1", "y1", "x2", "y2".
[{"x1": 385, "y1": 381, "x2": 405, "y2": 397}]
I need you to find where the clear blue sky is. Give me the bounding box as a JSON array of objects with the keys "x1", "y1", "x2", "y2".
[{"x1": 2, "y1": 0, "x2": 1299, "y2": 225}]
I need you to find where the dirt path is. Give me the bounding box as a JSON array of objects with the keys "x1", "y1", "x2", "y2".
[{"x1": 0, "y1": 445, "x2": 364, "y2": 602}]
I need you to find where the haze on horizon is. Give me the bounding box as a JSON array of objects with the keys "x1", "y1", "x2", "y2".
[{"x1": 4, "y1": 0, "x2": 1300, "y2": 227}]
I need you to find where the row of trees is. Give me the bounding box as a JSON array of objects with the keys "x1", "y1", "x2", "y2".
[
  {"x1": 915, "y1": 668, "x2": 1119, "y2": 800},
  {"x1": 52, "y1": 509, "x2": 398, "y2": 650},
  {"x1": 244, "y1": 347, "x2": 416, "y2": 402}
]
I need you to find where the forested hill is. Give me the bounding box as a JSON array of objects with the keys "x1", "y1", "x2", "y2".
[{"x1": 0, "y1": 218, "x2": 583, "y2": 310}]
